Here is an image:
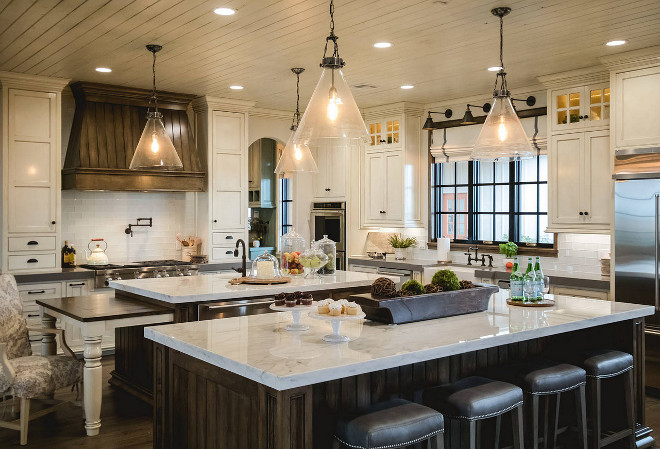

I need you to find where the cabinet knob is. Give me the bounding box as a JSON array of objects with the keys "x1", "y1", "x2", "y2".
[
  {"x1": 51, "y1": 221, "x2": 56, "y2": 225},
  {"x1": 213, "y1": 219, "x2": 218, "y2": 223},
  {"x1": 584, "y1": 211, "x2": 589, "y2": 216},
  {"x1": 579, "y1": 115, "x2": 584, "y2": 119},
  {"x1": 584, "y1": 115, "x2": 589, "y2": 119},
  {"x1": 579, "y1": 212, "x2": 584, "y2": 216}
]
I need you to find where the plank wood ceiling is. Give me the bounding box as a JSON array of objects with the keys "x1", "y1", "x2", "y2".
[{"x1": 1, "y1": 0, "x2": 660, "y2": 110}]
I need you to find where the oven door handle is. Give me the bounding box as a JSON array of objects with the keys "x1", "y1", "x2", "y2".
[{"x1": 205, "y1": 299, "x2": 274, "y2": 310}]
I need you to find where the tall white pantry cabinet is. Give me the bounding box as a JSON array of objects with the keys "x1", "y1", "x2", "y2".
[
  {"x1": 193, "y1": 96, "x2": 254, "y2": 262},
  {"x1": 0, "y1": 72, "x2": 69, "y2": 273}
]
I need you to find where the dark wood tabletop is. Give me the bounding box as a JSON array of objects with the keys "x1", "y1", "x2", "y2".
[{"x1": 36, "y1": 293, "x2": 173, "y2": 323}]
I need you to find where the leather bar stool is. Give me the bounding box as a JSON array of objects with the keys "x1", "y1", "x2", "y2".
[
  {"x1": 423, "y1": 376, "x2": 524, "y2": 449},
  {"x1": 576, "y1": 350, "x2": 635, "y2": 449},
  {"x1": 488, "y1": 360, "x2": 588, "y2": 449},
  {"x1": 332, "y1": 398, "x2": 445, "y2": 449}
]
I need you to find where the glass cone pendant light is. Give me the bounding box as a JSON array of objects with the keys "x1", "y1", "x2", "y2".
[
  {"x1": 129, "y1": 44, "x2": 183, "y2": 170},
  {"x1": 275, "y1": 68, "x2": 319, "y2": 175},
  {"x1": 471, "y1": 7, "x2": 534, "y2": 161},
  {"x1": 292, "y1": 0, "x2": 368, "y2": 149}
]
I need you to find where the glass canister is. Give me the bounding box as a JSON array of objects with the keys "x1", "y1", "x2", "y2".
[
  {"x1": 299, "y1": 244, "x2": 329, "y2": 279},
  {"x1": 316, "y1": 235, "x2": 336, "y2": 275},
  {"x1": 280, "y1": 228, "x2": 305, "y2": 276},
  {"x1": 250, "y1": 252, "x2": 282, "y2": 279}
]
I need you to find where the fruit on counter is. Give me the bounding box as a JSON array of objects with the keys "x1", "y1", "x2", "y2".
[
  {"x1": 431, "y1": 269, "x2": 461, "y2": 292},
  {"x1": 300, "y1": 254, "x2": 326, "y2": 269},
  {"x1": 506, "y1": 261, "x2": 514, "y2": 269},
  {"x1": 281, "y1": 251, "x2": 303, "y2": 276}
]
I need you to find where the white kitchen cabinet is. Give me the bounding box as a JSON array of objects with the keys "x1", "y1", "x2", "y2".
[
  {"x1": 192, "y1": 97, "x2": 252, "y2": 262},
  {"x1": 612, "y1": 65, "x2": 660, "y2": 149},
  {"x1": 65, "y1": 279, "x2": 92, "y2": 297},
  {"x1": 312, "y1": 143, "x2": 348, "y2": 199},
  {"x1": 549, "y1": 84, "x2": 610, "y2": 132},
  {"x1": 547, "y1": 130, "x2": 611, "y2": 233},
  {"x1": 247, "y1": 138, "x2": 276, "y2": 207},
  {"x1": 0, "y1": 74, "x2": 68, "y2": 273},
  {"x1": 363, "y1": 149, "x2": 404, "y2": 225},
  {"x1": 360, "y1": 103, "x2": 425, "y2": 228}
]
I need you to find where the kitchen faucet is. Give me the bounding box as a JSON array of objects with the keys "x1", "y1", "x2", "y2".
[
  {"x1": 464, "y1": 245, "x2": 493, "y2": 267},
  {"x1": 233, "y1": 239, "x2": 247, "y2": 277}
]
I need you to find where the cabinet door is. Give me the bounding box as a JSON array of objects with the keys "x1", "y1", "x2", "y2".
[
  {"x1": 65, "y1": 280, "x2": 91, "y2": 297},
  {"x1": 582, "y1": 130, "x2": 611, "y2": 225},
  {"x1": 364, "y1": 151, "x2": 386, "y2": 222},
  {"x1": 7, "y1": 89, "x2": 57, "y2": 233},
  {"x1": 549, "y1": 133, "x2": 583, "y2": 224},
  {"x1": 384, "y1": 151, "x2": 403, "y2": 222},
  {"x1": 326, "y1": 146, "x2": 347, "y2": 198},
  {"x1": 367, "y1": 121, "x2": 384, "y2": 147},
  {"x1": 584, "y1": 85, "x2": 610, "y2": 128},
  {"x1": 312, "y1": 146, "x2": 329, "y2": 198},
  {"x1": 247, "y1": 140, "x2": 260, "y2": 188},
  {"x1": 615, "y1": 66, "x2": 660, "y2": 148},
  {"x1": 551, "y1": 88, "x2": 584, "y2": 132}
]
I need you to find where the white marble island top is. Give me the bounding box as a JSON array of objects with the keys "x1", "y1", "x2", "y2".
[
  {"x1": 109, "y1": 270, "x2": 394, "y2": 304},
  {"x1": 144, "y1": 291, "x2": 653, "y2": 390}
]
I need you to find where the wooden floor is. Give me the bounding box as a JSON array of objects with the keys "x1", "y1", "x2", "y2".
[{"x1": 2, "y1": 357, "x2": 660, "y2": 448}]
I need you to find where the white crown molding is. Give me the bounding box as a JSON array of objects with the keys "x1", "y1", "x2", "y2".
[
  {"x1": 538, "y1": 66, "x2": 608, "y2": 88},
  {"x1": 191, "y1": 95, "x2": 256, "y2": 113},
  {"x1": 0, "y1": 71, "x2": 69, "y2": 92},
  {"x1": 600, "y1": 45, "x2": 660, "y2": 71},
  {"x1": 249, "y1": 107, "x2": 294, "y2": 121},
  {"x1": 361, "y1": 101, "x2": 426, "y2": 120}
]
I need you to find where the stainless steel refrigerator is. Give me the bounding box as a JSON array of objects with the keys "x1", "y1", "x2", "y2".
[{"x1": 614, "y1": 149, "x2": 660, "y2": 392}]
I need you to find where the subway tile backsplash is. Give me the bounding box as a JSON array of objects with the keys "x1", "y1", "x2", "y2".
[{"x1": 61, "y1": 191, "x2": 197, "y2": 263}]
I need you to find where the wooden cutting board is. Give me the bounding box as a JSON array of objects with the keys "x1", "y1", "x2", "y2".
[{"x1": 228, "y1": 276, "x2": 291, "y2": 285}]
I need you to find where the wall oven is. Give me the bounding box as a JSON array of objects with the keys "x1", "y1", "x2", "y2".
[{"x1": 310, "y1": 202, "x2": 346, "y2": 271}]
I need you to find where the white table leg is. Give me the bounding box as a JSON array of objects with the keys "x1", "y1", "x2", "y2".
[
  {"x1": 41, "y1": 314, "x2": 57, "y2": 356},
  {"x1": 83, "y1": 336, "x2": 103, "y2": 436}
]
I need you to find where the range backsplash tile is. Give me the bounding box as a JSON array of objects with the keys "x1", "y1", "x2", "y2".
[{"x1": 61, "y1": 191, "x2": 197, "y2": 263}]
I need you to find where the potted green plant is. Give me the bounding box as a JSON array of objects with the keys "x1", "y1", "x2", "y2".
[
  {"x1": 499, "y1": 242, "x2": 518, "y2": 260},
  {"x1": 388, "y1": 235, "x2": 417, "y2": 260}
]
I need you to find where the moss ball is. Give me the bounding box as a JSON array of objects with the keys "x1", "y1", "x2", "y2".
[
  {"x1": 401, "y1": 279, "x2": 425, "y2": 296},
  {"x1": 431, "y1": 269, "x2": 461, "y2": 292}
]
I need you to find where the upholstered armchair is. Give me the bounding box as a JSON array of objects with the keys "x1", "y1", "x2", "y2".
[{"x1": 0, "y1": 274, "x2": 83, "y2": 445}]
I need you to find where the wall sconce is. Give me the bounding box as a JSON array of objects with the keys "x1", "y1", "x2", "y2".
[
  {"x1": 511, "y1": 95, "x2": 536, "y2": 108},
  {"x1": 422, "y1": 109, "x2": 453, "y2": 130},
  {"x1": 460, "y1": 103, "x2": 492, "y2": 125}
]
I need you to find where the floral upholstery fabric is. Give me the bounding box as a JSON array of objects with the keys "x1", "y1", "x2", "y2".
[
  {"x1": 0, "y1": 355, "x2": 82, "y2": 398},
  {"x1": 0, "y1": 274, "x2": 83, "y2": 398},
  {"x1": 0, "y1": 274, "x2": 31, "y2": 359}
]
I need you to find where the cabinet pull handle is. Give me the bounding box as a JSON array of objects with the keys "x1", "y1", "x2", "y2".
[
  {"x1": 225, "y1": 250, "x2": 232, "y2": 255},
  {"x1": 27, "y1": 258, "x2": 38, "y2": 263},
  {"x1": 27, "y1": 240, "x2": 38, "y2": 245},
  {"x1": 68, "y1": 283, "x2": 85, "y2": 287},
  {"x1": 28, "y1": 290, "x2": 46, "y2": 294},
  {"x1": 225, "y1": 235, "x2": 234, "y2": 239},
  {"x1": 27, "y1": 314, "x2": 40, "y2": 318}
]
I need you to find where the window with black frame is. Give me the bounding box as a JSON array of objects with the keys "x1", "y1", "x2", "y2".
[
  {"x1": 280, "y1": 177, "x2": 293, "y2": 236},
  {"x1": 430, "y1": 156, "x2": 553, "y2": 247}
]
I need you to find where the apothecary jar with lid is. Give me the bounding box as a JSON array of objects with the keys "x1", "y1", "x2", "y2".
[{"x1": 280, "y1": 228, "x2": 306, "y2": 276}]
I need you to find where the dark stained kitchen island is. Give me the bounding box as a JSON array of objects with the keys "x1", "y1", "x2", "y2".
[
  {"x1": 107, "y1": 271, "x2": 390, "y2": 402},
  {"x1": 144, "y1": 291, "x2": 655, "y2": 449}
]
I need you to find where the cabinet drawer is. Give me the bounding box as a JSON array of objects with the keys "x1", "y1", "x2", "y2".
[
  {"x1": 212, "y1": 247, "x2": 237, "y2": 260},
  {"x1": 19, "y1": 282, "x2": 62, "y2": 301},
  {"x1": 551, "y1": 286, "x2": 609, "y2": 301},
  {"x1": 8, "y1": 236, "x2": 57, "y2": 252},
  {"x1": 9, "y1": 253, "x2": 56, "y2": 270},
  {"x1": 212, "y1": 232, "x2": 243, "y2": 247}
]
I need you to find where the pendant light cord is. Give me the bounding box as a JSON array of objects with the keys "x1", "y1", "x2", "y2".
[
  {"x1": 291, "y1": 70, "x2": 301, "y2": 131},
  {"x1": 321, "y1": 0, "x2": 344, "y2": 67},
  {"x1": 493, "y1": 11, "x2": 509, "y2": 96},
  {"x1": 150, "y1": 49, "x2": 159, "y2": 113}
]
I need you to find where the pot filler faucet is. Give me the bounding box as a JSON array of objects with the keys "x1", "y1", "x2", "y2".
[
  {"x1": 465, "y1": 245, "x2": 494, "y2": 267},
  {"x1": 233, "y1": 239, "x2": 247, "y2": 277}
]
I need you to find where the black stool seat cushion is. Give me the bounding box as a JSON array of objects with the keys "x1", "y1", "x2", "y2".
[
  {"x1": 334, "y1": 398, "x2": 444, "y2": 449},
  {"x1": 423, "y1": 376, "x2": 523, "y2": 420},
  {"x1": 580, "y1": 349, "x2": 633, "y2": 378},
  {"x1": 488, "y1": 359, "x2": 586, "y2": 395}
]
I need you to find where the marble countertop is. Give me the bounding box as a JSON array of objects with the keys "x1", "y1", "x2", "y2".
[
  {"x1": 144, "y1": 291, "x2": 653, "y2": 390},
  {"x1": 110, "y1": 270, "x2": 394, "y2": 304},
  {"x1": 348, "y1": 256, "x2": 445, "y2": 271}
]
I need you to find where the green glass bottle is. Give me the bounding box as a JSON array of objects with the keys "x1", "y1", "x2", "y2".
[
  {"x1": 534, "y1": 256, "x2": 544, "y2": 301},
  {"x1": 509, "y1": 257, "x2": 524, "y2": 301},
  {"x1": 523, "y1": 257, "x2": 536, "y2": 302}
]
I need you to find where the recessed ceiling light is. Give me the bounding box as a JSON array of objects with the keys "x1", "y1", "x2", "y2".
[
  {"x1": 400, "y1": 85, "x2": 414, "y2": 89},
  {"x1": 229, "y1": 85, "x2": 244, "y2": 90},
  {"x1": 373, "y1": 42, "x2": 392, "y2": 48},
  {"x1": 606, "y1": 40, "x2": 626, "y2": 46},
  {"x1": 95, "y1": 67, "x2": 112, "y2": 73},
  {"x1": 487, "y1": 66, "x2": 502, "y2": 72},
  {"x1": 214, "y1": 7, "x2": 235, "y2": 15}
]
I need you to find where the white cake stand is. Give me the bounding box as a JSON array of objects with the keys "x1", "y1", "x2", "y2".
[
  {"x1": 269, "y1": 303, "x2": 316, "y2": 331},
  {"x1": 308, "y1": 311, "x2": 366, "y2": 342}
]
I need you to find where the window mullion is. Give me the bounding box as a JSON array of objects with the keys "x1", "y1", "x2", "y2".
[{"x1": 468, "y1": 161, "x2": 474, "y2": 243}]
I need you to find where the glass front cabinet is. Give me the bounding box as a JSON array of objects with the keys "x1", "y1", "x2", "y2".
[
  {"x1": 367, "y1": 118, "x2": 401, "y2": 147},
  {"x1": 551, "y1": 84, "x2": 610, "y2": 131}
]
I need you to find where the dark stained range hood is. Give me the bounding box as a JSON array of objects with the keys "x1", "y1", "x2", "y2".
[{"x1": 63, "y1": 82, "x2": 205, "y2": 192}]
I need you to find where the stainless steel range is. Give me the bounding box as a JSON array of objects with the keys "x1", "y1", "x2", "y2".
[{"x1": 79, "y1": 260, "x2": 199, "y2": 288}]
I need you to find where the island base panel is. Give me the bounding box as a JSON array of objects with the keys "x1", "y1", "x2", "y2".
[{"x1": 152, "y1": 319, "x2": 652, "y2": 449}]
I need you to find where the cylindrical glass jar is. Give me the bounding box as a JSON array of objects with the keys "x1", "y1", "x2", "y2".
[
  {"x1": 300, "y1": 244, "x2": 329, "y2": 279},
  {"x1": 280, "y1": 228, "x2": 305, "y2": 276},
  {"x1": 316, "y1": 235, "x2": 336, "y2": 275},
  {"x1": 250, "y1": 252, "x2": 282, "y2": 279}
]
